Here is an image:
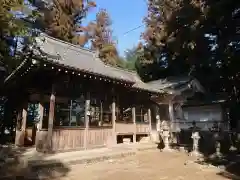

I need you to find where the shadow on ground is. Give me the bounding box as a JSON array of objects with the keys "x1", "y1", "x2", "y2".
[
  {"x1": 0, "y1": 145, "x2": 70, "y2": 180},
  {"x1": 171, "y1": 130, "x2": 240, "y2": 179},
  {"x1": 194, "y1": 150, "x2": 240, "y2": 180}
]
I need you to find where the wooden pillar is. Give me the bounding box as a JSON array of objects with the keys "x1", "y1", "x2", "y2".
[
  {"x1": 132, "y1": 107, "x2": 136, "y2": 143},
  {"x1": 168, "y1": 101, "x2": 174, "y2": 133},
  {"x1": 156, "y1": 112, "x2": 161, "y2": 143},
  {"x1": 21, "y1": 103, "x2": 28, "y2": 132},
  {"x1": 15, "y1": 108, "x2": 23, "y2": 146},
  {"x1": 100, "y1": 101, "x2": 103, "y2": 126},
  {"x1": 168, "y1": 101, "x2": 174, "y2": 122},
  {"x1": 16, "y1": 110, "x2": 22, "y2": 131},
  {"x1": 84, "y1": 92, "x2": 90, "y2": 149},
  {"x1": 35, "y1": 99, "x2": 44, "y2": 149},
  {"x1": 148, "y1": 108, "x2": 152, "y2": 137},
  {"x1": 38, "y1": 99, "x2": 44, "y2": 130},
  {"x1": 47, "y1": 86, "x2": 55, "y2": 151},
  {"x1": 15, "y1": 102, "x2": 28, "y2": 147},
  {"x1": 156, "y1": 106, "x2": 161, "y2": 132},
  {"x1": 112, "y1": 98, "x2": 117, "y2": 144}
]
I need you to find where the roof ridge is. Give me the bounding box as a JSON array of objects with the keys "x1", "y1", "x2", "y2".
[
  {"x1": 37, "y1": 33, "x2": 150, "y2": 85},
  {"x1": 104, "y1": 63, "x2": 138, "y2": 75},
  {"x1": 39, "y1": 34, "x2": 141, "y2": 76},
  {"x1": 113, "y1": 66, "x2": 138, "y2": 74},
  {"x1": 40, "y1": 34, "x2": 139, "y2": 74},
  {"x1": 95, "y1": 58, "x2": 138, "y2": 74},
  {"x1": 39, "y1": 33, "x2": 95, "y2": 55}
]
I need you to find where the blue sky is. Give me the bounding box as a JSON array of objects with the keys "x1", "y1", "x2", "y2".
[{"x1": 83, "y1": 0, "x2": 147, "y2": 56}]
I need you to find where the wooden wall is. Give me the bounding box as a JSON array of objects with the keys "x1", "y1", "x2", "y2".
[
  {"x1": 136, "y1": 123, "x2": 150, "y2": 134},
  {"x1": 35, "y1": 130, "x2": 48, "y2": 151},
  {"x1": 51, "y1": 128, "x2": 85, "y2": 151},
  {"x1": 50, "y1": 127, "x2": 113, "y2": 152},
  {"x1": 115, "y1": 122, "x2": 135, "y2": 134},
  {"x1": 115, "y1": 122, "x2": 150, "y2": 134},
  {"x1": 45, "y1": 122, "x2": 151, "y2": 152},
  {"x1": 87, "y1": 128, "x2": 112, "y2": 148}
]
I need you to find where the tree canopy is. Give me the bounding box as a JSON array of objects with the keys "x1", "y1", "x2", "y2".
[
  {"x1": 88, "y1": 9, "x2": 119, "y2": 66},
  {"x1": 138, "y1": 0, "x2": 240, "y2": 87},
  {"x1": 38, "y1": 0, "x2": 96, "y2": 43},
  {"x1": 0, "y1": 0, "x2": 126, "y2": 77},
  {"x1": 40, "y1": 2, "x2": 122, "y2": 66},
  {"x1": 137, "y1": 0, "x2": 240, "y2": 125},
  {"x1": 0, "y1": 0, "x2": 39, "y2": 75}
]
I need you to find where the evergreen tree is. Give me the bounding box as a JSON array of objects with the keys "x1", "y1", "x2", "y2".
[
  {"x1": 139, "y1": 0, "x2": 240, "y2": 84},
  {"x1": 37, "y1": 0, "x2": 96, "y2": 43},
  {"x1": 37, "y1": 4, "x2": 121, "y2": 66},
  {"x1": 140, "y1": 0, "x2": 240, "y2": 127},
  {"x1": 0, "y1": 0, "x2": 37, "y2": 74},
  {"x1": 87, "y1": 9, "x2": 119, "y2": 66}
]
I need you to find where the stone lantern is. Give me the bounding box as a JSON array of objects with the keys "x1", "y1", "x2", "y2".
[
  {"x1": 210, "y1": 121, "x2": 223, "y2": 158},
  {"x1": 161, "y1": 120, "x2": 171, "y2": 151},
  {"x1": 190, "y1": 131, "x2": 202, "y2": 156}
]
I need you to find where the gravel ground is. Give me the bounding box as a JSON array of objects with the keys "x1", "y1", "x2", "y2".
[{"x1": 46, "y1": 150, "x2": 230, "y2": 180}]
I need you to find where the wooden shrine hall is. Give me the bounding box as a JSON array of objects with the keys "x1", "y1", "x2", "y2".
[{"x1": 3, "y1": 34, "x2": 171, "y2": 152}]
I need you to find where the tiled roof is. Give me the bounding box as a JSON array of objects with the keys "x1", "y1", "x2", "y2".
[
  {"x1": 33, "y1": 34, "x2": 164, "y2": 93},
  {"x1": 35, "y1": 34, "x2": 136, "y2": 83},
  {"x1": 147, "y1": 76, "x2": 205, "y2": 95},
  {"x1": 5, "y1": 34, "x2": 205, "y2": 95}
]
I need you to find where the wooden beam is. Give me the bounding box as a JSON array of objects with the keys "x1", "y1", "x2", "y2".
[
  {"x1": 132, "y1": 107, "x2": 136, "y2": 143},
  {"x1": 47, "y1": 85, "x2": 56, "y2": 151},
  {"x1": 84, "y1": 92, "x2": 90, "y2": 149}
]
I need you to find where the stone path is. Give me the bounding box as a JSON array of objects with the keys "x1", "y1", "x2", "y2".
[
  {"x1": 1, "y1": 145, "x2": 239, "y2": 180},
  {"x1": 24, "y1": 143, "x2": 157, "y2": 166},
  {"x1": 41, "y1": 150, "x2": 232, "y2": 180}
]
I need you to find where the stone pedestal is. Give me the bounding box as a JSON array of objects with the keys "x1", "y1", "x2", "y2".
[
  {"x1": 229, "y1": 145, "x2": 237, "y2": 151},
  {"x1": 162, "y1": 130, "x2": 172, "y2": 152},
  {"x1": 210, "y1": 132, "x2": 223, "y2": 159},
  {"x1": 215, "y1": 141, "x2": 222, "y2": 157},
  {"x1": 229, "y1": 132, "x2": 237, "y2": 151},
  {"x1": 190, "y1": 131, "x2": 202, "y2": 157},
  {"x1": 156, "y1": 118, "x2": 161, "y2": 132}
]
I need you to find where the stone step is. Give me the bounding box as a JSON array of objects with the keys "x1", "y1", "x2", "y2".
[
  {"x1": 123, "y1": 138, "x2": 131, "y2": 144},
  {"x1": 139, "y1": 136, "x2": 150, "y2": 143}
]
